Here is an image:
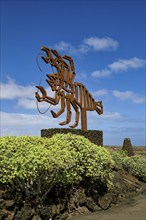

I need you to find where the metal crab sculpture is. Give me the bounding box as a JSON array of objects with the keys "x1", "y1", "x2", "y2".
[{"x1": 35, "y1": 46, "x2": 103, "y2": 130}]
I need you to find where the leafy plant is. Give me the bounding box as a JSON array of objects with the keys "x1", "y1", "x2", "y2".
[
  {"x1": 122, "y1": 156, "x2": 146, "y2": 182},
  {"x1": 111, "y1": 150, "x2": 128, "y2": 170},
  {"x1": 50, "y1": 133, "x2": 115, "y2": 187},
  {"x1": 0, "y1": 134, "x2": 114, "y2": 202},
  {"x1": 111, "y1": 149, "x2": 146, "y2": 182}
]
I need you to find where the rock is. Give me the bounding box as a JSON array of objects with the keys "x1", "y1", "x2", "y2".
[
  {"x1": 50, "y1": 205, "x2": 57, "y2": 215},
  {"x1": 98, "y1": 193, "x2": 113, "y2": 210},
  {"x1": 50, "y1": 204, "x2": 63, "y2": 215},
  {"x1": 14, "y1": 211, "x2": 22, "y2": 220},
  {"x1": 122, "y1": 138, "x2": 134, "y2": 156},
  {"x1": 5, "y1": 211, "x2": 15, "y2": 220},
  {"x1": 70, "y1": 206, "x2": 89, "y2": 218},
  {"x1": 86, "y1": 197, "x2": 101, "y2": 212},
  {"x1": 0, "y1": 209, "x2": 9, "y2": 219},
  {"x1": 5, "y1": 200, "x2": 15, "y2": 210},
  {"x1": 14, "y1": 207, "x2": 35, "y2": 220},
  {"x1": 39, "y1": 207, "x2": 51, "y2": 219},
  {"x1": 57, "y1": 212, "x2": 69, "y2": 220},
  {"x1": 77, "y1": 189, "x2": 87, "y2": 206},
  {"x1": 0, "y1": 189, "x2": 6, "y2": 199},
  {"x1": 0, "y1": 199, "x2": 5, "y2": 209},
  {"x1": 31, "y1": 215, "x2": 42, "y2": 220},
  {"x1": 0, "y1": 198, "x2": 4, "y2": 203},
  {"x1": 77, "y1": 206, "x2": 89, "y2": 214}
]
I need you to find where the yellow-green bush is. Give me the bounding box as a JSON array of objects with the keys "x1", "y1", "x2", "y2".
[
  {"x1": 111, "y1": 150, "x2": 128, "y2": 170},
  {"x1": 111, "y1": 150, "x2": 146, "y2": 182},
  {"x1": 0, "y1": 134, "x2": 114, "y2": 200},
  {"x1": 123, "y1": 156, "x2": 146, "y2": 182}
]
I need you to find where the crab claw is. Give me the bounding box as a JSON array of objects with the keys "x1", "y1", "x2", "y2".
[{"x1": 36, "y1": 86, "x2": 47, "y2": 98}]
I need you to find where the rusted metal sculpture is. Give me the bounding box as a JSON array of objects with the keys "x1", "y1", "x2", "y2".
[{"x1": 35, "y1": 46, "x2": 103, "y2": 130}]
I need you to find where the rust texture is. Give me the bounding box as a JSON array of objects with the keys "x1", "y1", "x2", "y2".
[{"x1": 35, "y1": 46, "x2": 103, "y2": 130}]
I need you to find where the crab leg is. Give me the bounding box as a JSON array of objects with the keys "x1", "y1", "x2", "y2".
[
  {"x1": 59, "y1": 97, "x2": 72, "y2": 126},
  {"x1": 51, "y1": 91, "x2": 65, "y2": 118},
  {"x1": 70, "y1": 100, "x2": 79, "y2": 128}
]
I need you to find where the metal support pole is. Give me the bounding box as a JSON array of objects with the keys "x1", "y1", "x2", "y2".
[{"x1": 81, "y1": 108, "x2": 87, "y2": 130}]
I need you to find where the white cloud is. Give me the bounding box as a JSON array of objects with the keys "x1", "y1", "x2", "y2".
[
  {"x1": 0, "y1": 110, "x2": 123, "y2": 137},
  {"x1": 91, "y1": 69, "x2": 112, "y2": 78},
  {"x1": 0, "y1": 78, "x2": 59, "y2": 110},
  {"x1": 83, "y1": 37, "x2": 119, "y2": 51},
  {"x1": 1, "y1": 111, "x2": 145, "y2": 146},
  {"x1": 16, "y1": 91, "x2": 58, "y2": 110},
  {"x1": 76, "y1": 71, "x2": 87, "y2": 79},
  {"x1": 102, "y1": 111, "x2": 124, "y2": 120},
  {"x1": 0, "y1": 78, "x2": 35, "y2": 100},
  {"x1": 78, "y1": 44, "x2": 89, "y2": 54},
  {"x1": 0, "y1": 112, "x2": 60, "y2": 136},
  {"x1": 108, "y1": 57, "x2": 146, "y2": 72},
  {"x1": 54, "y1": 41, "x2": 74, "y2": 52},
  {"x1": 92, "y1": 57, "x2": 145, "y2": 78},
  {"x1": 92, "y1": 89, "x2": 108, "y2": 97},
  {"x1": 53, "y1": 36, "x2": 119, "y2": 55},
  {"x1": 91, "y1": 89, "x2": 145, "y2": 104},
  {"x1": 16, "y1": 97, "x2": 36, "y2": 109},
  {"x1": 1, "y1": 112, "x2": 55, "y2": 126},
  {"x1": 112, "y1": 90, "x2": 146, "y2": 104},
  {"x1": 88, "y1": 111, "x2": 124, "y2": 126}
]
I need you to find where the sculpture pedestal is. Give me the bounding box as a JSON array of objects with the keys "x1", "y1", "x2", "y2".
[{"x1": 41, "y1": 128, "x2": 103, "y2": 146}]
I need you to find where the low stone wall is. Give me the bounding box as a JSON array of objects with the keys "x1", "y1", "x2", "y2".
[{"x1": 41, "y1": 128, "x2": 103, "y2": 146}]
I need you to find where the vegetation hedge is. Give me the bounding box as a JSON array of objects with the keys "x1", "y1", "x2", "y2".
[
  {"x1": 123, "y1": 156, "x2": 146, "y2": 182},
  {"x1": 0, "y1": 134, "x2": 114, "y2": 202},
  {"x1": 111, "y1": 150, "x2": 146, "y2": 182}
]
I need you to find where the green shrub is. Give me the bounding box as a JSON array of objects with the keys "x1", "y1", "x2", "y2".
[
  {"x1": 49, "y1": 133, "x2": 114, "y2": 188},
  {"x1": 111, "y1": 150, "x2": 128, "y2": 170},
  {"x1": 123, "y1": 156, "x2": 146, "y2": 182},
  {"x1": 0, "y1": 134, "x2": 114, "y2": 201},
  {"x1": 111, "y1": 150, "x2": 146, "y2": 182}
]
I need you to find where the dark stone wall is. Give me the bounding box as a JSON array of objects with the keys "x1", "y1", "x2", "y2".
[{"x1": 41, "y1": 128, "x2": 103, "y2": 146}]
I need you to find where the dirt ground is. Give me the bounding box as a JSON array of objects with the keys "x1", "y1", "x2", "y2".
[{"x1": 69, "y1": 194, "x2": 146, "y2": 220}]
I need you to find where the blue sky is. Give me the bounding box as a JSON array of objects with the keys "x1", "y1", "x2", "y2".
[{"x1": 1, "y1": 0, "x2": 145, "y2": 146}]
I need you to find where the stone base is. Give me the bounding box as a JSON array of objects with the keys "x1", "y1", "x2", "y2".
[
  {"x1": 122, "y1": 138, "x2": 134, "y2": 156},
  {"x1": 41, "y1": 128, "x2": 103, "y2": 146}
]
